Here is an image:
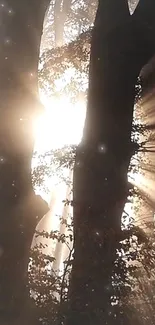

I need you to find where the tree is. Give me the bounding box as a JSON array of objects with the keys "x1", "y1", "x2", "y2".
[
  {"x1": 41, "y1": 0, "x2": 97, "y2": 51},
  {"x1": 0, "y1": 1, "x2": 51, "y2": 323},
  {"x1": 65, "y1": 1, "x2": 155, "y2": 324},
  {"x1": 1, "y1": 0, "x2": 154, "y2": 324},
  {"x1": 29, "y1": 158, "x2": 155, "y2": 325}
]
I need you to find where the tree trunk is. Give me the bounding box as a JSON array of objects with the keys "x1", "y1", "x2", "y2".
[
  {"x1": 54, "y1": 0, "x2": 71, "y2": 47},
  {"x1": 66, "y1": 0, "x2": 155, "y2": 324},
  {"x1": 0, "y1": 0, "x2": 50, "y2": 322}
]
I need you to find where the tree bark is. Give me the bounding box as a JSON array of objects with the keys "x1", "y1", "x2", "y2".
[
  {"x1": 0, "y1": 0, "x2": 50, "y2": 322},
  {"x1": 66, "y1": 0, "x2": 155, "y2": 324}
]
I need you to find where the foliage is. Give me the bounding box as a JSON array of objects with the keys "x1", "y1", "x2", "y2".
[
  {"x1": 31, "y1": 108, "x2": 155, "y2": 324},
  {"x1": 28, "y1": 217, "x2": 73, "y2": 325},
  {"x1": 40, "y1": 0, "x2": 140, "y2": 100},
  {"x1": 32, "y1": 145, "x2": 76, "y2": 193},
  {"x1": 31, "y1": 1, "x2": 155, "y2": 324},
  {"x1": 28, "y1": 245, "x2": 60, "y2": 325},
  {"x1": 42, "y1": 0, "x2": 97, "y2": 51},
  {"x1": 28, "y1": 207, "x2": 155, "y2": 324},
  {"x1": 39, "y1": 29, "x2": 91, "y2": 101},
  {"x1": 124, "y1": 231, "x2": 155, "y2": 325}
]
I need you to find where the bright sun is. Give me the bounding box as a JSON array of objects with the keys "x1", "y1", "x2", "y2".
[
  {"x1": 34, "y1": 94, "x2": 86, "y2": 153},
  {"x1": 32, "y1": 93, "x2": 86, "y2": 204},
  {"x1": 32, "y1": 94, "x2": 85, "y2": 262}
]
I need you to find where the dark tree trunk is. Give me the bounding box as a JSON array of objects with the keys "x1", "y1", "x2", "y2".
[
  {"x1": 0, "y1": 0, "x2": 50, "y2": 323},
  {"x1": 66, "y1": 1, "x2": 155, "y2": 324}
]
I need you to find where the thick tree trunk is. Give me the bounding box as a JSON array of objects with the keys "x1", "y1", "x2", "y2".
[
  {"x1": 66, "y1": 0, "x2": 155, "y2": 324},
  {"x1": 0, "y1": 0, "x2": 50, "y2": 322}
]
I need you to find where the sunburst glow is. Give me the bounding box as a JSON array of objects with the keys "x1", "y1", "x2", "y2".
[
  {"x1": 32, "y1": 93, "x2": 86, "y2": 272},
  {"x1": 34, "y1": 94, "x2": 86, "y2": 153}
]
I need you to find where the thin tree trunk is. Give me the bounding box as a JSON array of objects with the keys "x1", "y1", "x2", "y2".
[
  {"x1": 54, "y1": 0, "x2": 71, "y2": 47},
  {"x1": 0, "y1": 0, "x2": 50, "y2": 322},
  {"x1": 66, "y1": 0, "x2": 155, "y2": 324},
  {"x1": 53, "y1": 170, "x2": 72, "y2": 273}
]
